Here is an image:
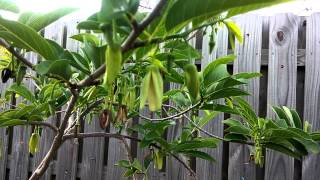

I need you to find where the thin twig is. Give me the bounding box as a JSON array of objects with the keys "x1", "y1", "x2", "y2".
[
  {"x1": 77, "y1": 0, "x2": 168, "y2": 88},
  {"x1": 62, "y1": 132, "x2": 197, "y2": 178},
  {"x1": 139, "y1": 101, "x2": 202, "y2": 121},
  {"x1": 0, "y1": 38, "x2": 35, "y2": 69}
]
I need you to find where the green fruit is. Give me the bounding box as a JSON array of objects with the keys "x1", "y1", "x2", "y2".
[
  {"x1": 103, "y1": 44, "x2": 122, "y2": 86},
  {"x1": 140, "y1": 65, "x2": 163, "y2": 111},
  {"x1": 29, "y1": 132, "x2": 40, "y2": 155},
  {"x1": 184, "y1": 64, "x2": 200, "y2": 102}
]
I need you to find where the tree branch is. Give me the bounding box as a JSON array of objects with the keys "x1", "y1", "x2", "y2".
[
  {"x1": 29, "y1": 92, "x2": 78, "y2": 180},
  {"x1": 77, "y1": 0, "x2": 168, "y2": 88},
  {"x1": 0, "y1": 38, "x2": 35, "y2": 69}
]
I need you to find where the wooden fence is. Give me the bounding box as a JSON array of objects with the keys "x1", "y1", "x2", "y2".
[{"x1": 0, "y1": 13, "x2": 320, "y2": 180}]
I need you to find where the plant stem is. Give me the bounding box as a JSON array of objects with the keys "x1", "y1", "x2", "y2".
[{"x1": 29, "y1": 93, "x2": 78, "y2": 180}]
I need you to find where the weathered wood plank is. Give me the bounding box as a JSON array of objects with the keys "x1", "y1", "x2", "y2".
[
  {"x1": 106, "y1": 125, "x2": 129, "y2": 180},
  {"x1": 55, "y1": 19, "x2": 80, "y2": 180},
  {"x1": 197, "y1": 24, "x2": 228, "y2": 180},
  {"x1": 31, "y1": 21, "x2": 65, "y2": 180},
  {"x1": 0, "y1": 77, "x2": 13, "y2": 180},
  {"x1": 302, "y1": 13, "x2": 320, "y2": 180},
  {"x1": 80, "y1": 116, "x2": 105, "y2": 180},
  {"x1": 9, "y1": 52, "x2": 38, "y2": 180},
  {"x1": 137, "y1": 109, "x2": 166, "y2": 180},
  {"x1": 265, "y1": 13, "x2": 299, "y2": 180},
  {"x1": 228, "y1": 14, "x2": 263, "y2": 180}
]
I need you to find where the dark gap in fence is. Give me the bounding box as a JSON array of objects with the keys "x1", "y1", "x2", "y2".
[
  {"x1": 103, "y1": 125, "x2": 110, "y2": 166},
  {"x1": 130, "y1": 116, "x2": 139, "y2": 158},
  {"x1": 222, "y1": 113, "x2": 230, "y2": 180},
  {"x1": 5, "y1": 168, "x2": 9, "y2": 180},
  {"x1": 51, "y1": 174, "x2": 56, "y2": 180},
  {"x1": 77, "y1": 122, "x2": 84, "y2": 163}
]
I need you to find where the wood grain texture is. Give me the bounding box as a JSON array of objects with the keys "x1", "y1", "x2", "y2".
[
  {"x1": 55, "y1": 19, "x2": 80, "y2": 180},
  {"x1": 0, "y1": 78, "x2": 13, "y2": 180},
  {"x1": 31, "y1": 21, "x2": 64, "y2": 180},
  {"x1": 196, "y1": 24, "x2": 228, "y2": 180},
  {"x1": 9, "y1": 52, "x2": 38, "y2": 180},
  {"x1": 228, "y1": 14, "x2": 263, "y2": 180},
  {"x1": 137, "y1": 109, "x2": 166, "y2": 180},
  {"x1": 106, "y1": 125, "x2": 128, "y2": 180},
  {"x1": 302, "y1": 13, "x2": 320, "y2": 180},
  {"x1": 80, "y1": 116, "x2": 105, "y2": 180},
  {"x1": 265, "y1": 13, "x2": 299, "y2": 180}
]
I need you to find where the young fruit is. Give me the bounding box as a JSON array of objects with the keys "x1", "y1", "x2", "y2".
[
  {"x1": 29, "y1": 132, "x2": 40, "y2": 155},
  {"x1": 103, "y1": 44, "x2": 122, "y2": 87},
  {"x1": 99, "y1": 109, "x2": 112, "y2": 129},
  {"x1": 140, "y1": 65, "x2": 163, "y2": 111},
  {"x1": 184, "y1": 64, "x2": 200, "y2": 102}
]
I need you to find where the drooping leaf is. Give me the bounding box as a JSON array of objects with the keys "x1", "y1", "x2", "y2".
[
  {"x1": 35, "y1": 60, "x2": 72, "y2": 80},
  {"x1": 165, "y1": 0, "x2": 291, "y2": 31},
  {"x1": 18, "y1": 8, "x2": 77, "y2": 31},
  {"x1": 5, "y1": 83, "x2": 36, "y2": 102},
  {"x1": 224, "y1": 21, "x2": 243, "y2": 43},
  {"x1": 0, "y1": 0, "x2": 19, "y2": 13},
  {"x1": 70, "y1": 33, "x2": 100, "y2": 46},
  {"x1": 0, "y1": 18, "x2": 57, "y2": 60}
]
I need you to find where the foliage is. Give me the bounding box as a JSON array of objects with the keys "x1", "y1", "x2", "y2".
[{"x1": 0, "y1": 0, "x2": 314, "y2": 179}]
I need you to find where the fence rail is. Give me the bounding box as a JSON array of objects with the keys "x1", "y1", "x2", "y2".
[{"x1": 0, "y1": 13, "x2": 320, "y2": 180}]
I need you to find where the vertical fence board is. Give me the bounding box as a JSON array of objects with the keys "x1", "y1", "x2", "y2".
[
  {"x1": 0, "y1": 78, "x2": 13, "y2": 180},
  {"x1": 228, "y1": 15, "x2": 262, "y2": 180},
  {"x1": 265, "y1": 13, "x2": 298, "y2": 180},
  {"x1": 106, "y1": 126, "x2": 128, "y2": 180},
  {"x1": 31, "y1": 21, "x2": 65, "y2": 180},
  {"x1": 81, "y1": 116, "x2": 105, "y2": 180},
  {"x1": 302, "y1": 13, "x2": 320, "y2": 180},
  {"x1": 137, "y1": 109, "x2": 166, "y2": 180},
  {"x1": 9, "y1": 52, "x2": 38, "y2": 180},
  {"x1": 166, "y1": 36, "x2": 197, "y2": 180},
  {"x1": 197, "y1": 25, "x2": 228, "y2": 180},
  {"x1": 55, "y1": 19, "x2": 80, "y2": 180}
]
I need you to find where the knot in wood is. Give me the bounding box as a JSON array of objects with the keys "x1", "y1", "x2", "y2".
[{"x1": 277, "y1": 31, "x2": 284, "y2": 42}]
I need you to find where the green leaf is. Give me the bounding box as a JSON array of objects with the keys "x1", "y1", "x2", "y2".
[
  {"x1": 265, "y1": 142, "x2": 301, "y2": 159},
  {"x1": 171, "y1": 138, "x2": 218, "y2": 152},
  {"x1": 0, "y1": 119, "x2": 26, "y2": 127},
  {"x1": 0, "y1": 0, "x2": 19, "y2": 13},
  {"x1": 197, "y1": 111, "x2": 219, "y2": 128},
  {"x1": 272, "y1": 106, "x2": 293, "y2": 127},
  {"x1": 233, "y1": 72, "x2": 262, "y2": 79},
  {"x1": 165, "y1": 0, "x2": 291, "y2": 31},
  {"x1": 115, "y1": 160, "x2": 131, "y2": 168},
  {"x1": 224, "y1": 133, "x2": 248, "y2": 142},
  {"x1": 77, "y1": 20, "x2": 101, "y2": 31},
  {"x1": 207, "y1": 87, "x2": 249, "y2": 100},
  {"x1": 225, "y1": 125, "x2": 251, "y2": 136},
  {"x1": 19, "y1": 8, "x2": 77, "y2": 31},
  {"x1": 184, "y1": 150, "x2": 215, "y2": 161},
  {"x1": 224, "y1": 21, "x2": 243, "y2": 43},
  {"x1": 290, "y1": 109, "x2": 302, "y2": 129},
  {"x1": 70, "y1": 33, "x2": 100, "y2": 46},
  {"x1": 223, "y1": 118, "x2": 243, "y2": 127},
  {"x1": 0, "y1": 18, "x2": 57, "y2": 60},
  {"x1": 35, "y1": 60, "x2": 72, "y2": 80},
  {"x1": 5, "y1": 83, "x2": 36, "y2": 102}
]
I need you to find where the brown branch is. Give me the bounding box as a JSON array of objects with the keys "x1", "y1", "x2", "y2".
[
  {"x1": 77, "y1": 0, "x2": 168, "y2": 88},
  {"x1": 29, "y1": 92, "x2": 78, "y2": 180},
  {"x1": 0, "y1": 38, "x2": 35, "y2": 69}
]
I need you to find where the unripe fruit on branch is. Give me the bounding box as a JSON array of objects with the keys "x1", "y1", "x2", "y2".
[
  {"x1": 140, "y1": 65, "x2": 163, "y2": 112},
  {"x1": 184, "y1": 64, "x2": 200, "y2": 102},
  {"x1": 103, "y1": 44, "x2": 122, "y2": 87},
  {"x1": 29, "y1": 132, "x2": 40, "y2": 155}
]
